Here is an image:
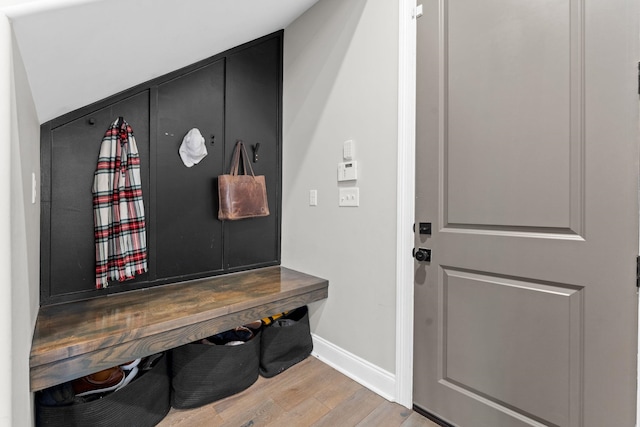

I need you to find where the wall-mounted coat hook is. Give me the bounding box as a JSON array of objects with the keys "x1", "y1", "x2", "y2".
[
  {"x1": 88, "y1": 117, "x2": 96, "y2": 126},
  {"x1": 252, "y1": 143, "x2": 260, "y2": 163},
  {"x1": 210, "y1": 134, "x2": 216, "y2": 145}
]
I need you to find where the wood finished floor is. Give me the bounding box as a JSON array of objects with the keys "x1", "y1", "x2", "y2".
[{"x1": 157, "y1": 356, "x2": 438, "y2": 427}]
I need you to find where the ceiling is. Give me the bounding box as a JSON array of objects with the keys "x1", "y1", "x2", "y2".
[{"x1": 3, "y1": 0, "x2": 319, "y2": 123}]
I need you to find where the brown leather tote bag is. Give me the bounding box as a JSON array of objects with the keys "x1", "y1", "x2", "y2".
[{"x1": 218, "y1": 141, "x2": 270, "y2": 220}]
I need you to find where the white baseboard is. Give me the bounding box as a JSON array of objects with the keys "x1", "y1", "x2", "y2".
[{"x1": 311, "y1": 333, "x2": 397, "y2": 402}]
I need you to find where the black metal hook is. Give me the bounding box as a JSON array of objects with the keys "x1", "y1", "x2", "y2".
[
  {"x1": 88, "y1": 117, "x2": 96, "y2": 126},
  {"x1": 252, "y1": 143, "x2": 260, "y2": 163}
]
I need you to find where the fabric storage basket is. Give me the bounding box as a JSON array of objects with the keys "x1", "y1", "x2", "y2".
[
  {"x1": 35, "y1": 353, "x2": 170, "y2": 427},
  {"x1": 260, "y1": 305, "x2": 313, "y2": 378},
  {"x1": 170, "y1": 329, "x2": 261, "y2": 409}
]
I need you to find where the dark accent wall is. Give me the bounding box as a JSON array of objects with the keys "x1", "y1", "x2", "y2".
[{"x1": 40, "y1": 32, "x2": 283, "y2": 305}]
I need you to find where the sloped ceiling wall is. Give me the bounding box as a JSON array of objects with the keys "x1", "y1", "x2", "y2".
[{"x1": 4, "y1": 0, "x2": 319, "y2": 123}]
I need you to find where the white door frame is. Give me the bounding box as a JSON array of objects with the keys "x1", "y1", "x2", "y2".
[{"x1": 395, "y1": 0, "x2": 417, "y2": 409}]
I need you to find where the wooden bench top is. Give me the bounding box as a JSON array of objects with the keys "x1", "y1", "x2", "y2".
[{"x1": 30, "y1": 266, "x2": 328, "y2": 392}]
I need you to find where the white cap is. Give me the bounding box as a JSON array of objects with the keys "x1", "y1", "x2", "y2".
[{"x1": 179, "y1": 128, "x2": 208, "y2": 167}]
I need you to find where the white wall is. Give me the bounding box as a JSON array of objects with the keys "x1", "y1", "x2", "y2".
[
  {"x1": 0, "y1": 13, "x2": 13, "y2": 427},
  {"x1": 282, "y1": 0, "x2": 400, "y2": 390},
  {"x1": 7, "y1": 0, "x2": 319, "y2": 123},
  {"x1": 10, "y1": 29, "x2": 40, "y2": 427},
  {"x1": 0, "y1": 6, "x2": 40, "y2": 426}
]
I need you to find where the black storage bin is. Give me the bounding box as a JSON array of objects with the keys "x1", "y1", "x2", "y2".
[
  {"x1": 260, "y1": 305, "x2": 313, "y2": 378},
  {"x1": 170, "y1": 329, "x2": 261, "y2": 409},
  {"x1": 35, "y1": 353, "x2": 170, "y2": 427}
]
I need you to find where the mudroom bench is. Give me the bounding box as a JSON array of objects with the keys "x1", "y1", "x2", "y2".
[{"x1": 29, "y1": 267, "x2": 328, "y2": 392}]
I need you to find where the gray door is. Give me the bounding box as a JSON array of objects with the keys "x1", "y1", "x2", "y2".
[{"x1": 413, "y1": 1, "x2": 639, "y2": 426}]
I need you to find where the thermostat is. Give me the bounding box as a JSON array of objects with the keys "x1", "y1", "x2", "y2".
[{"x1": 337, "y1": 161, "x2": 358, "y2": 181}]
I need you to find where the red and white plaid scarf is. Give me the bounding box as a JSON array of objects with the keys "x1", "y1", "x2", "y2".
[{"x1": 92, "y1": 117, "x2": 147, "y2": 289}]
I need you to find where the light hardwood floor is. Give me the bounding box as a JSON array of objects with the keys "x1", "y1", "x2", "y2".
[{"x1": 158, "y1": 356, "x2": 439, "y2": 427}]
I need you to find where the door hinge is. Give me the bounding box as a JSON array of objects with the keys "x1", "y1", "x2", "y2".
[
  {"x1": 637, "y1": 62, "x2": 640, "y2": 95},
  {"x1": 413, "y1": 4, "x2": 424, "y2": 19},
  {"x1": 636, "y1": 256, "x2": 640, "y2": 288}
]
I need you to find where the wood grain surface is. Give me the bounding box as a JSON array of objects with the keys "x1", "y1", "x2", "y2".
[
  {"x1": 157, "y1": 356, "x2": 439, "y2": 427},
  {"x1": 30, "y1": 267, "x2": 328, "y2": 391}
]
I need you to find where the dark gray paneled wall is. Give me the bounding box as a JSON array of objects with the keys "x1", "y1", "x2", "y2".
[{"x1": 40, "y1": 32, "x2": 282, "y2": 305}]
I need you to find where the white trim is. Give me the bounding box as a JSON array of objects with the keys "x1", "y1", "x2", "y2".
[
  {"x1": 395, "y1": 0, "x2": 417, "y2": 409},
  {"x1": 311, "y1": 334, "x2": 396, "y2": 402}
]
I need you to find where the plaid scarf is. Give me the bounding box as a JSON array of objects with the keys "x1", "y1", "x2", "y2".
[{"x1": 92, "y1": 117, "x2": 147, "y2": 289}]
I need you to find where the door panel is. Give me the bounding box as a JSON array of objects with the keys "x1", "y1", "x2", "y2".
[
  {"x1": 443, "y1": 269, "x2": 581, "y2": 427},
  {"x1": 445, "y1": 0, "x2": 581, "y2": 231},
  {"x1": 413, "y1": 0, "x2": 638, "y2": 426}
]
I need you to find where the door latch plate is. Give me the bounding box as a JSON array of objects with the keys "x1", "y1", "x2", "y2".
[{"x1": 413, "y1": 222, "x2": 432, "y2": 235}]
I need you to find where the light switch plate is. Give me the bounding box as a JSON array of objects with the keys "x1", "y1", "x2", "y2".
[
  {"x1": 31, "y1": 173, "x2": 36, "y2": 204},
  {"x1": 309, "y1": 189, "x2": 318, "y2": 206},
  {"x1": 339, "y1": 187, "x2": 359, "y2": 207}
]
